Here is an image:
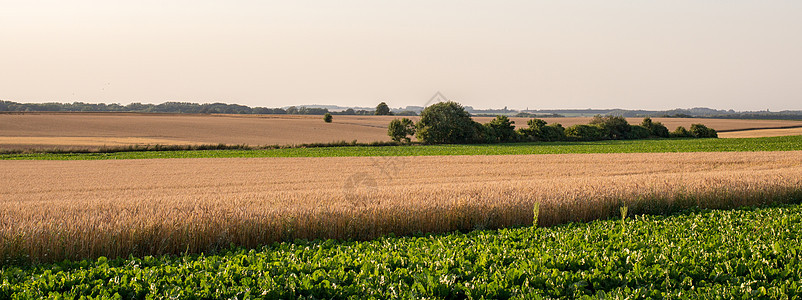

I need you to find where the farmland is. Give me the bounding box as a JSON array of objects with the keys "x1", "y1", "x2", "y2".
[
  {"x1": 3, "y1": 204, "x2": 802, "y2": 298},
  {"x1": 3, "y1": 135, "x2": 802, "y2": 160},
  {"x1": 2, "y1": 151, "x2": 801, "y2": 264},
  {"x1": 2, "y1": 112, "x2": 801, "y2": 151},
  {"x1": 3, "y1": 112, "x2": 802, "y2": 298},
  {"x1": 718, "y1": 127, "x2": 802, "y2": 138}
]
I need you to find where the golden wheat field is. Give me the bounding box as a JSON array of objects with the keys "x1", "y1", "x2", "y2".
[
  {"x1": 2, "y1": 151, "x2": 801, "y2": 263},
  {"x1": 2, "y1": 112, "x2": 801, "y2": 151}
]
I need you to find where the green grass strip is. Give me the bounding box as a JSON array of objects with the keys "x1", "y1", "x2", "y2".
[
  {"x1": 3, "y1": 204, "x2": 802, "y2": 298},
  {"x1": 2, "y1": 135, "x2": 801, "y2": 160}
]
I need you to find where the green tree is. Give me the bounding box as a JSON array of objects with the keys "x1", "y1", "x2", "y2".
[
  {"x1": 590, "y1": 115, "x2": 631, "y2": 139},
  {"x1": 640, "y1": 117, "x2": 670, "y2": 138},
  {"x1": 483, "y1": 115, "x2": 517, "y2": 143},
  {"x1": 690, "y1": 124, "x2": 718, "y2": 138},
  {"x1": 540, "y1": 124, "x2": 567, "y2": 141},
  {"x1": 517, "y1": 119, "x2": 566, "y2": 142},
  {"x1": 387, "y1": 118, "x2": 416, "y2": 143},
  {"x1": 415, "y1": 101, "x2": 480, "y2": 144},
  {"x1": 375, "y1": 102, "x2": 392, "y2": 116},
  {"x1": 323, "y1": 113, "x2": 333, "y2": 123},
  {"x1": 517, "y1": 119, "x2": 546, "y2": 141},
  {"x1": 670, "y1": 126, "x2": 693, "y2": 138},
  {"x1": 565, "y1": 124, "x2": 604, "y2": 141},
  {"x1": 627, "y1": 125, "x2": 651, "y2": 139}
]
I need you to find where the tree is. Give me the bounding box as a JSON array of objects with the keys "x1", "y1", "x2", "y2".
[
  {"x1": 670, "y1": 126, "x2": 693, "y2": 138},
  {"x1": 590, "y1": 115, "x2": 631, "y2": 139},
  {"x1": 323, "y1": 113, "x2": 333, "y2": 123},
  {"x1": 387, "y1": 118, "x2": 416, "y2": 143},
  {"x1": 627, "y1": 125, "x2": 651, "y2": 139},
  {"x1": 517, "y1": 118, "x2": 565, "y2": 142},
  {"x1": 375, "y1": 102, "x2": 392, "y2": 115},
  {"x1": 565, "y1": 124, "x2": 604, "y2": 141},
  {"x1": 640, "y1": 117, "x2": 669, "y2": 138},
  {"x1": 415, "y1": 101, "x2": 480, "y2": 144},
  {"x1": 540, "y1": 124, "x2": 566, "y2": 141},
  {"x1": 690, "y1": 124, "x2": 718, "y2": 138},
  {"x1": 483, "y1": 115, "x2": 517, "y2": 143}
]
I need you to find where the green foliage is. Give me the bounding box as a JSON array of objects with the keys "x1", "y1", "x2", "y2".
[
  {"x1": 286, "y1": 106, "x2": 330, "y2": 115},
  {"x1": 640, "y1": 117, "x2": 670, "y2": 138},
  {"x1": 518, "y1": 119, "x2": 566, "y2": 142},
  {"x1": 626, "y1": 125, "x2": 651, "y2": 140},
  {"x1": 387, "y1": 118, "x2": 416, "y2": 143},
  {"x1": 670, "y1": 126, "x2": 694, "y2": 138},
  {"x1": 482, "y1": 115, "x2": 518, "y2": 143},
  {"x1": 4, "y1": 135, "x2": 802, "y2": 160},
  {"x1": 590, "y1": 115, "x2": 632, "y2": 139},
  {"x1": 540, "y1": 124, "x2": 566, "y2": 142},
  {"x1": 415, "y1": 101, "x2": 480, "y2": 144},
  {"x1": 690, "y1": 123, "x2": 718, "y2": 138},
  {"x1": 0, "y1": 100, "x2": 289, "y2": 114},
  {"x1": 5, "y1": 205, "x2": 802, "y2": 298},
  {"x1": 375, "y1": 102, "x2": 392, "y2": 116},
  {"x1": 323, "y1": 113, "x2": 333, "y2": 123},
  {"x1": 527, "y1": 118, "x2": 547, "y2": 129},
  {"x1": 565, "y1": 124, "x2": 604, "y2": 141},
  {"x1": 395, "y1": 110, "x2": 418, "y2": 116}
]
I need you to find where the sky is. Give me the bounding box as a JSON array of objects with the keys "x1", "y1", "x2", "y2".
[{"x1": 1, "y1": 1, "x2": 801, "y2": 111}]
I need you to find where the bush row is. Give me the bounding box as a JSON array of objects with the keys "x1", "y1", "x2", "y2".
[{"x1": 389, "y1": 101, "x2": 717, "y2": 144}]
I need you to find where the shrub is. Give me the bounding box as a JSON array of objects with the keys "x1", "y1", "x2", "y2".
[
  {"x1": 323, "y1": 113, "x2": 333, "y2": 123},
  {"x1": 640, "y1": 117, "x2": 670, "y2": 138},
  {"x1": 517, "y1": 119, "x2": 564, "y2": 142},
  {"x1": 540, "y1": 124, "x2": 566, "y2": 141},
  {"x1": 690, "y1": 124, "x2": 718, "y2": 138},
  {"x1": 627, "y1": 125, "x2": 651, "y2": 140},
  {"x1": 670, "y1": 126, "x2": 693, "y2": 138},
  {"x1": 590, "y1": 115, "x2": 631, "y2": 139},
  {"x1": 517, "y1": 119, "x2": 546, "y2": 140},
  {"x1": 565, "y1": 124, "x2": 604, "y2": 141},
  {"x1": 387, "y1": 118, "x2": 416, "y2": 143},
  {"x1": 483, "y1": 116, "x2": 517, "y2": 143},
  {"x1": 415, "y1": 101, "x2": 480, "y2": 144}
]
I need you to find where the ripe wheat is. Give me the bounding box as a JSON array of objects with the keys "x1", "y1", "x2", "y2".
[{"x1": 2, "y1": 151, "x2": 801, "y2": 263}]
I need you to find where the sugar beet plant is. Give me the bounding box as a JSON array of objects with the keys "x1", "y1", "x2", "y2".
[{"x1": 3, "y1": 204, "x2": 802, "y2": 299}]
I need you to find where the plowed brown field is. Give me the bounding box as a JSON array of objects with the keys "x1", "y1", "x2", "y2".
[
  {"x1": 2, "y1": 151, "x2": 801, "y2": 262},
  {"x1": 2, "y1": 112, "x2": 801, "y2": 151}
]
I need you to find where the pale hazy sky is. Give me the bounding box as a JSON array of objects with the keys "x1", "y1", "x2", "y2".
[{"x1": 1, "y1": 1, "x2": 801, "y2": 110}]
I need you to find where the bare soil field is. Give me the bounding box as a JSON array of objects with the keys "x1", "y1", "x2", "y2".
[
  {"x1": 2, "y1": 112, "x2": 802, "y2": 151},
  {"x1": 2, "y1": 151, "x2": 801, "y2": 262}
]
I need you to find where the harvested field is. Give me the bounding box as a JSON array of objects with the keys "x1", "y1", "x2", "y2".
[
  {"x1": 718, "y1": 127, "x2": 802, "y2": 138},
  {"x1": 3, "y1": 112, "x2": 801, "y2": 151},
  {"x1": 2, "y1": 151, "x2": 801, "y2": 263}
]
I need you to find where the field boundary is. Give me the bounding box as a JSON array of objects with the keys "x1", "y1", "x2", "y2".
[
  {"x1": 716, "y1": 124, "x2": 802, "y2": 132},
  {"x1": 1, "y1": 135, "x2": 802, "y2": 160}
]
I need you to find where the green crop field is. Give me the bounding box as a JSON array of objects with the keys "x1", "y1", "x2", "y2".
[
  {"x1": 2, "y1": 135, "x2": 802, "y2": 160},
  {"x1": 3, "y1": 204, "x2": 801, "y2": 299}
]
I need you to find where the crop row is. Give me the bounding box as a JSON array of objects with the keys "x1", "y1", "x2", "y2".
[
  {"x1": 3, "y1": 204, "x2": 802, "y2": 298},
  {"x1": 1, "y1": 135, "x2": 801, "y2": 160}
]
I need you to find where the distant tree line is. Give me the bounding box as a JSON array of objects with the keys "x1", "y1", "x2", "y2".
[
  {"x1": 512, "y1": 112, "x2": 565, "y2": 118},
  {"x1": 388, "y1": 101, "x2": 717, "y2": 144},
  {"x1": 0, "y1": 100, "x2": 420, "y2": 116},
  {"x1": 0, "y1": 100, "x2": 286, "y2": 114}
]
